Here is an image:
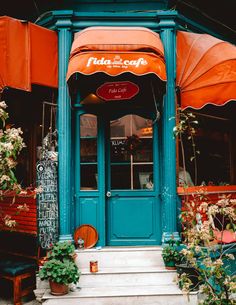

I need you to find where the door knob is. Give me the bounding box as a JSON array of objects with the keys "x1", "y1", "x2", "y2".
[{"x1": 106, "y1": 191, "x2": 111, "y2": 197}]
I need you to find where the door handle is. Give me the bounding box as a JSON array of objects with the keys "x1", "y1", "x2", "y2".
[{"x1": 106, "y1": 191, "x2": 112, "y2": 197}]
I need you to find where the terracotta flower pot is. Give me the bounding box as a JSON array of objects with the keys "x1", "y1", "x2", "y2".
[{"x1": 49, "y1": 280, "x2": 69, "y2": 296}]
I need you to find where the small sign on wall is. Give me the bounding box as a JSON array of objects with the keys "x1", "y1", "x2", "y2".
[
  {"x1": 36, "y1": 160, "x2": 59, "y2": 249},
  {"x1": 96, "y1": 81, "x2": 139, "y2": 101}
]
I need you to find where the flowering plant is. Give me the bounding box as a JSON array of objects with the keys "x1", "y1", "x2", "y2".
[
  {"x1": 0, "y1": 101, "x2": 25, "y2": 193},
  {"x1": 178, "y1": 193, "x2": 236, "y2": 304},
  {"x1": 0, "y1": 100, "x2": 26, "y2": 228}
]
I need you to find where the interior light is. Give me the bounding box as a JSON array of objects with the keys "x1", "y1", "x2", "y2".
[{"x1": 81, "y1": 93, "x2": 104, "y2": 105}]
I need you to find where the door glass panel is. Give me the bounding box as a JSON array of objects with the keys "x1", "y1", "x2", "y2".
[
  {"x1": 111, "y1": 164, "x2": 131, "y2": 189},
  {"x1": 80, "y1": 114, "x2": 98, "y2": 190},
  {"x1": 134, "y1": 164, "x2": 153, "y2": 190},
  {"x1": 110, "y1": 115, "x2": 153, "y2": 190},
  {"x1": 80, "y1": 164, "x2": 98, "y2": 190}
]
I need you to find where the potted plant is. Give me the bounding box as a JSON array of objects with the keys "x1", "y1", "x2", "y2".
[
  {"x1": 46, "y1": 240, "x2": 77, "y2": 261},
  {"x1": 162, "y1": 239, "x2": 182, "y2": 270},
  {"x1": 39, "y1": 241, "x2": 80, "y2": 295},
  {"x1": 177, "y1": 192, "x2": 236, "y2": 301},
  {"x1": 173, "y1": 109, "x2": 236, "y2": 302}
]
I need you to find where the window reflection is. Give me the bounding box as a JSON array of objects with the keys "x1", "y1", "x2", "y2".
[
  {"x1": 80, "y1": 114, "x2": 97, "y2": 137},
  {"x1": 178, "y1": 113, "x2": 231, "y2": 186},
  {"x1": 110, "y1": 115, "x2": 154, "y2": 190},
  {"x1": 80, "y1": 164, "x2": 97, "y2": 190},
  {"x1": 81, "y1": 139, "x2": 97, "y2": 162},
  {"x1": 111, "y1": 165, "x2": 131, "y2": 189},
  {"x1": 80, "y1": 114, "x2": 98, "y2": 190}
]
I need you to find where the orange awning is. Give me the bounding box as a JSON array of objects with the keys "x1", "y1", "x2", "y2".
[
  {"x1": 66, "y1": 27, "x2": 166, "y2": 82},
  {"x1": 176, "y1": 31, "x2": 236, "y2": 110},
  {"x1": 0, "y1": 16, "x2": 58, "y2": 92}
]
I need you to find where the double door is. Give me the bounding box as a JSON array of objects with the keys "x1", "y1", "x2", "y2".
[{"x1": 76, "y1": 113, "x2": 161, "y2": 246}]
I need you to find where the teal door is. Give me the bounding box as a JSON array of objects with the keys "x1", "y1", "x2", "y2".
[
  {"x1": 78, "y1": 113, "x2": 161, "y2": 246},
  {"x1": 106, "y1": 114, "x2": 161, "y2": 245}
]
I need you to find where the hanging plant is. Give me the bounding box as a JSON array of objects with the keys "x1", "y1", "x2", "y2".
[{"x1": 124, "y1": 134, "x2": 142, "y2": 155}]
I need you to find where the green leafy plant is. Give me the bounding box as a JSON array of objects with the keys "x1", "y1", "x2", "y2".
[
  {"x1": 39, "y1": 258, "x2": 80, "y2": 285},
  {"x1": 162, "y1": 239, "x2": 182, "y2": 266},
  {"x1": 39, "y1": 241, "x2": 80, "y2": 286},
  {"x1": 47, "y1": 241, "x2": 76, "y2": 261}
]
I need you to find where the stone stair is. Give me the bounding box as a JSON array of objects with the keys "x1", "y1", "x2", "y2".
[{"x1": 37, "y1": 246, "x2": 198, "y2": 305}]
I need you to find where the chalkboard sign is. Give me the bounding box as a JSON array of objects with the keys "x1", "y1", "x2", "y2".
[{"x1": 36, "y1": 160, "x2": 59, "y2": 249}]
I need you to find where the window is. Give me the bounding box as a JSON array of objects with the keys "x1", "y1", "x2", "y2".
[
  {"x1": 80, "y1": 114, "x2": 98, "y2": 190},
  {"x1": 110, "y1": 115, "x2": 154, "y2": 190},
  {"x1": 178, "y1": 111, "x2": 231, "y2": 187}
]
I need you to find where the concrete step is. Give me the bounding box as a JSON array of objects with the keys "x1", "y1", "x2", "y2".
[
  {"x1": 37, "y1": 267, "x2": 176, "y2": 289},
  {"x1": 79, "y1": 267, "x2": 176, "y2": 287},
  {"x1": 38, "y1": 247, "x2": 198, "y2": 305},
  {"x1": 42, "y1": 285, "x2": 198, "y2": 305},
  {"x1": 75, "y1": 246, "x2": 164, "y2": 269}
]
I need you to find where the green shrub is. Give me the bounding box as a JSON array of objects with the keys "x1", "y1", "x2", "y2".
[{"x1": 39, "y1": 258, "x2": 80, "y2": 285}]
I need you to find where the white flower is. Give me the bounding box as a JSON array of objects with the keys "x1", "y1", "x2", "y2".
[
  {"x1": 0, "y1": 101, "x2": 7, "y2": 109},
  {"x1": 0, "y1": 175, "x2": 11, "y2": 184},
  {"x1": 0, "y1": 142, "x2": 14, "y2": 151},
  {"x1": 4, "y1": 215, "x2": 17, "y2": 228},
  {"x1": 213, "y1": 259, "x2": 224, "y2": 267},
  {"x1": 194, "y1": 246, "x2": 201, "y2": 253},
  {"x1": 17, "y1": 204, "x2": 29, "y2": 212},
  {"x1": 225, "y1": 254, "x2": 235, "y2": 260},
  {"x1": 208, "y1": 204, "x2": 219, "y2": 216}
]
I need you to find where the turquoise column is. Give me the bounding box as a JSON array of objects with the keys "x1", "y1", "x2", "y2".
[
  {"x1": 158, "y1": 12, "x2": 179, "y2": 241},
  {"x1": 55, "y1": 14, "x2": 73, "y2": 242}
]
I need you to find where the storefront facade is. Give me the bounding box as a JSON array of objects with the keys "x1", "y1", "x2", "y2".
[
  {"x1": 32, "y1": 1, "x2": 236, "y2": 246},
  {"x1": 36, "y1": 7, "x2": 177, "y2": 246}
]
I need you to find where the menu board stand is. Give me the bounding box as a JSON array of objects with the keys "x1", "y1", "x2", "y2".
[{"x1": 36, "y1": 159, "x2": 59, "y2": 249}]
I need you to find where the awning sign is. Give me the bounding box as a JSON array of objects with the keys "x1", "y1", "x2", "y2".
[
  {"x1": 96, "y1": 81, "x2": 139, "y2": 101},
  {"x1": 87, "y1": 55, "x2": 148, "y2": 69}
]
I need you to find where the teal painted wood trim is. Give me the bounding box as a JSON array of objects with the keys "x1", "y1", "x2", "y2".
[
  {"x1": 74, "y1": 107, "x2": 81, "y2": 228},
  {"x1": 56, "y1": 19, "x2": 73, "y2": 242},
  {"x1": 74, "y1": 105, "x2": 105, "y2": 246},
  {"x1": 97, "y1": 116, "x2": 106, "y2": 246},
  {"x1": 37, "y1": 9, "x2": 235, "y2": 44},
  {"x1": 37, "y1": 10, "x2": 161, "y2": 30},
  {"x1": 153, "y1": 117, "x2": 160, "y2": 197},
  {"x1": 159, "y1": 14, "x2": 178, "y2": 234},
  {"x1": 72, "y1": 11, "x2": 159, "y2": 30}
]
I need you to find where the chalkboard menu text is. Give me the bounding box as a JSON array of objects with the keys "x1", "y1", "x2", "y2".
[{"x1": 36, "y1": 160, "x2": 59, "y2": 249}]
